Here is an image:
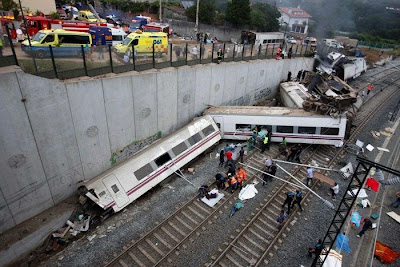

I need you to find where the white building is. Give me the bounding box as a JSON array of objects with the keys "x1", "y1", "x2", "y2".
[{"x1": 278, "y1": 7, "x2": 312, "y2": 36}]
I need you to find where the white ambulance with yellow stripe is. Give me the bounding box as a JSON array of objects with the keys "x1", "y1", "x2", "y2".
[{"x1": 114, "y1": 30, "x2": 168, "y2": 57}]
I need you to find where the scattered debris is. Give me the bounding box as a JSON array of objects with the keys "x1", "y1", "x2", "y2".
[
  {"x1": 87, "y1": 234, "x2": 96, "y2": 242},
  {"x1": 385, "y1": 127, "x2": 395, "y2": 134},
  {"x1": 238, "y1": 183, "x2": 258, "y2": 200},
  {"x1": 387, "y1": 211, "x2": 400, "y2": 224},
  {"x1": 375, "y1": 241, "x2": 399, "y2": 264},
  {"x1": 377, "y1": 147, "x2": 390, "y2": 152},
  {"x1": 371, "y1": 131, "x2": 379, "y2": 139},
  {"x1": 188, "y1": 167, "x2": 195, "y2": 174},
  {"x1": 366, "y1": 144, "x2": 375, "y2": 152},
  {"x1": 379, "y1": 130, "x2": 391, "y2": 137}
]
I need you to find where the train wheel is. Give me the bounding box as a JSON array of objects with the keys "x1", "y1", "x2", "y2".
[
  {"x1": 319, "y1": 105, "x2": 329, "y2": 114},
  {"x1": 302, "y1": 101, "x2": 313, "y2": 111}
]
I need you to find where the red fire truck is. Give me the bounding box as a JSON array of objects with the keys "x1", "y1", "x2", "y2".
[
  {"x1": 0, "y1": 10, "x2": 17, "y2": 39},
  {"x1": 23, "y1": 16, "x2": 108, "y2": 37}
]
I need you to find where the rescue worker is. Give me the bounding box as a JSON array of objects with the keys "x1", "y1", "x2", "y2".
[
  {"x1": 306, "y1": 166, "x2": 314, "y2": 187},
  {"x1": 225, "y1": 149, "x2": 233, "y2": 168},
  {"x1": 215, "y1": 172, "x2": 226, "y2": 190},
  {"x1": 247, "y1": 137, "x2": 254, "y2": 151},
  {"x1": 308, "y1": 239, "x2": 323, "y2": 257},
  {"x1": 236, "y1": 167, "x2": 247, "y2": 188},
  {"x1": 217, "y1": 47, "x2": 222, "y2": 64},
  {"x1": 291, "y1": 190, "x2": 303, "y2": 211},
  {"x1": 282, "y1": 191, "x2": 295, "y2": 214},
  {"x1": 263, "y1": 164, "x2": 276, "y2": 185},
  {"x1": 227, "y1": 162, "x2": 236, "y2": 176},
  {"x1": 276, "y1": 47, "x2": 282, "y2": 60},
  {"x1": 367, "y1": 83, "x2": 373, "y2": 95},
  {"x1": 276, "y1": 209, "x2": 288, "y2": 231},
  {"x1": 261, "y1": 135, "x2": 269, "y2": 153},
  {"x1": 239, "y1": 146, "x2": 245, "y2": 163},
  {"x1": 219, "y1": 149, "x2": 225, "y2": 167},
  {"x1": 229, "y1": 174, "x2": 238, "y2": 193}
]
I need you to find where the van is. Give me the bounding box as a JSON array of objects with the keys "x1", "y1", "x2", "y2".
[
  {"x1": 114, "y1": 31, "x2": 168, "y2": 56},
  {"x1": 21, "y1": 29, "x2": 92, "y2": 58},
  {"x1": 78, "y1": 10, "x2": 105, "y2": 23},
  {"x1": 323, "y1": 39, "x2": 344, "y2": 49},
  {"x1": 303, "y1": 37, "x2": 317, "y2": 47}
]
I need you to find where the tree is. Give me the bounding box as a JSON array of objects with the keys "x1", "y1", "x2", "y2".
[
  {"x1": 0, "y1": 0, "x2": 17, "y2": 11},
  {"x1": 226, "y1": 0, "x2": 251, "y2": 27},
  {"x1": 186, "y1": 0, "x2": 216, "y2": 25},
  {"x1": 250, "y1": 3, "x2": 280, "y2": 32}
]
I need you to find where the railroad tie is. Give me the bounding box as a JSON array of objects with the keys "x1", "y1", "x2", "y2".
[
  {"x1": 161, "y1": 226, "x2": 180, "y2": 243},
  {"x1": 128, "y1": 251, "x2": 145, "y2": 266},
  {"x1": 137, "y1": 245, "x2": 157, "y2": 264},
  {"x1": 175, "y1": 215, "x2": 194, "y2": 231},
  {"x1": 153, "y1": 232, "x2": 172, "y2": 249},
  {"x1": 168, "y1": 221, "x2": 187, "y2": 236},
  {"x1": 145, "y1": 238, "x2": 165, "y2": 256}
]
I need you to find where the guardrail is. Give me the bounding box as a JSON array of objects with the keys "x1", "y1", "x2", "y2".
[{"x1": 0, "y1": 28, "x2": 316, "y2": 80}]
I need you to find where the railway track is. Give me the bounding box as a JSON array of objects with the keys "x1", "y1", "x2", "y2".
[
  {"x1": 104, "y1": 68, "x2": 400, "y2": 267},
  {"x1": 207, "y1": 72, "x2": 400, "y2": 267}
]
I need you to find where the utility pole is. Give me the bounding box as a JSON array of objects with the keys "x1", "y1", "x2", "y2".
[
  {"x1": 194, "y1": 0, "x2": 200, "y2": 34},
  {"x1": 159, "y1": 0, "x2": 162, "y2": 22}
]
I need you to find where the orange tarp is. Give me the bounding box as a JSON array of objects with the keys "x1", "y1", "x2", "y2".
[{"x1": 374, "y1": 241, "x2": 399, "y2": 264}]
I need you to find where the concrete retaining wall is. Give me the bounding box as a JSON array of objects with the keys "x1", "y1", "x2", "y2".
[{"x1": 0, "y1": 57, "x2": 314, "y2": 234}]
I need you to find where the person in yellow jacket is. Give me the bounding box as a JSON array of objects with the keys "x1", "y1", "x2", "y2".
[
  {"x1": 0, "y1": 38, "x2": 3, "y2": 57},
  {"x1": 261, "y1": 135, "x2": 269, "y2": 153}
]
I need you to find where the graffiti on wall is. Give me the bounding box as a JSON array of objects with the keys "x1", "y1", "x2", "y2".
[
  {"x1": 110, "y1": 131, "x2": 162, "y2": 166},
  {"x1": 222, "y1": 94, "x2": 251, "y2": 106},
  {"x1": 254, "y1": 88, "x2": 272, "y2": 101}
]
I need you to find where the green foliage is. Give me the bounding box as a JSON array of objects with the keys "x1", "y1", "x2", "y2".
[
  {"x1": 35, "y1": 10, "x2": 42, "y2": 16},
  {"x1": 49, "y1": 11, "x2": 60, "y2": 19},
  {"x1": 249, "y1": 3, "x2": 280, "y2": 32},
  {"x1": 0, "y1": 0, "x2": 17, "y2": 11},
  {"x1": 186, "y1": 0, "x2": 216, "y2": 25},
  {"x1": 226, "y1": 0, "x2": 251, "y2": 27}
]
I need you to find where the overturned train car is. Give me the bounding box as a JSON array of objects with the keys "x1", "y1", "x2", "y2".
[{"x1": 80, "y1": 115, "x2": 221, "y2": 213}]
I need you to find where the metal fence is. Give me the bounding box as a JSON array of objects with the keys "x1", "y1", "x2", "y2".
[{"x1": 0, "y1": 27, "x2": 316, "y2": 80}]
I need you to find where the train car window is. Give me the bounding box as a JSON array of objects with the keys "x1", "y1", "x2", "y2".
[
  {"x1": 298, "y1": 127, "x2": 316, "y2": 134},
  {"x1": 321, "y1": 127, "x2": 339, "y2": 135},
  {"x1": 134, "y1": 163, "x2": 154, "y2": 181},
  {"x1": 172, "y1": 141, "x2": 188, "y2": 156},
  {"x1": 187, "y1": 132, "x2": 202, "y2": 146},
  {"x1": 277, "y1": 126, "x2": 293, "y2": 133},
  {"x1": 202, "y1": 125, "x2": 215, "y2": 137},
  {"x1": 236, "y1": 124, "x2": 251, "y2": 131},
  {"x1": 259, "y1": 125, "x2": 272, "y2": 132},
  {"x1": 155, "y1": 152, "x2": 172, "y2": 167},
  {"x1": 216, "y1": 123, "x2": 221, "y2": 129},
  {"x1": 111, "y1": 184, "x2": 120, "y2": 193}
]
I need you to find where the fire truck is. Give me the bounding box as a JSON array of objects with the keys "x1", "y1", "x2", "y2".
[
  {"x1": 0, "y1": 10, "x2": 17, "y2": 40},
  {"x1": 23, "y1": 16, "x2": 108, "y2": 37}
]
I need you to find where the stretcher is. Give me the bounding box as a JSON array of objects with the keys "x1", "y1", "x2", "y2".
[{"x1": 314, "y1": 172, "x2": 335, "y2": 186}]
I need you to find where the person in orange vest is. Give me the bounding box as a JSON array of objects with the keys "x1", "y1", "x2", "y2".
[
  {"x1": 367, "y1": 84, "x2": 373, "y2": 95},
  {"x1": 236, "y1": 167, "x2": 247, "y2": 188},
  {"x1": 229, "y1": 174, "x2": 238, "y2": 193},
  {"x1": 276, "y1": 47, "x2": 282, "y2": 60}
]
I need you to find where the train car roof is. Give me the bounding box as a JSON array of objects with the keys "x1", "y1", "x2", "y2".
[
  {"x1": 204, "y1": 106, "x2": 343, "y2": 118},
  {"x1": 82, "y1": 114, "x2": 216, "y2": 185}
]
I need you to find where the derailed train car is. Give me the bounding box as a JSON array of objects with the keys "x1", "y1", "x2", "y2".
[
  {"x1": 80, "y1": 115, "x2": 221, "y2": 213},
  {"x1": 204, "y1": 106, "x2": 347, "y2": 147}
]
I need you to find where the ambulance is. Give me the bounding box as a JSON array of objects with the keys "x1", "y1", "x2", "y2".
[{"x1": 114, "y1": 30, "x2": 168, "y2": 56}]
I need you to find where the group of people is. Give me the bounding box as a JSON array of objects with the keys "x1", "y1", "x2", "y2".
[
  {"x1": 276, "y1": 46, "x2": 293, "y2": 60},
  {"x1": 282, "y1": 189, "x2": 304, "y2": 215},
  {"x1": 262, "y1": 156, "x2": 277, "y2": 185},
  {"x1": 214, "y1": 166, "x2": 247, "y2": 193}
]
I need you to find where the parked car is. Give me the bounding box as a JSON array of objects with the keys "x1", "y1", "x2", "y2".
[
  {"x1": 56, "y1": 8, "x2": 68, "y2": 19},
  {"x1": 303, "y1": 37, "x2": 317, "y2": 47},
  {"x1": 323, "y1": 39, "x2": 344, "y2": 49},
  {"x1": 106, "y1": 15, "x2": 123, "y2": 26},
  {"x1": 285, "y1": 37, "x2": 297, "y2": 44}
]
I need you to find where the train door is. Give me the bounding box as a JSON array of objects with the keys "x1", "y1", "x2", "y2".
[
  {"x1": 212, "y1": 116, "x2": 224, "y2": 137},
  {"x1": 102, "y1": 174, "x2": 129, "y2": 208}
]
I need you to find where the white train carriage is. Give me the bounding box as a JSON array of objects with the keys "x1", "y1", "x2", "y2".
[
  {"x1": 81, "y1": 115, "x2": 221, "y2": 213},
  {"x1": 204, "y1": 106, "x2": 346, "y2": 147}
]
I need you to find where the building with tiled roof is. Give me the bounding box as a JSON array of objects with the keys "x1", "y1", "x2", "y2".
[{"x1": 278, "y1": 7, "x2": 312, "y2": 36}]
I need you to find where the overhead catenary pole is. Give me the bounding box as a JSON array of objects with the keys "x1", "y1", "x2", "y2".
[
  {"x1": 194, "y1": 0, "x2": 200, "y2": 34},
  {"x1": 159, "y1": 0, "x2": 162, "y2": 22},
  {"x1": 239, "y1": 163, "x2": 305, "y2": 190}
]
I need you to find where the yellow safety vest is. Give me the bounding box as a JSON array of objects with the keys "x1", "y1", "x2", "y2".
[{"x1": 263, "y1": 137, "x2": 269, "y2": 144}]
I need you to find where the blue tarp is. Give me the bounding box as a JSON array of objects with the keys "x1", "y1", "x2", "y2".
[{"x1": 337, "y1": 233, "x2": 351, "y2": 253}]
